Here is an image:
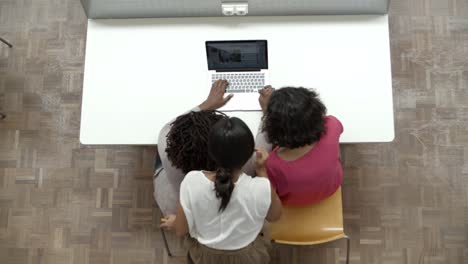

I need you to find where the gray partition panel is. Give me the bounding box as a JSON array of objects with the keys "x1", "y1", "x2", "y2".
[{"x1": 80, "y1": 0, "x2": 389, "y2": 19}]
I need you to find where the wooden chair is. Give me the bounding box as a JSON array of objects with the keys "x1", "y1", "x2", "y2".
[{"x1": 269, "y1": 187, "x2": 350, "y2": 263}]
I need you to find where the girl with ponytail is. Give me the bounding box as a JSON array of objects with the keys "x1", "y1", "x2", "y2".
[{"x1": 161, "y1": 117, "x2": 282, "y2": 264}]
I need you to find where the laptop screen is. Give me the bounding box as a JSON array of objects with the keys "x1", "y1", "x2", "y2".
[{"x1": 206, "y1": 40, "x2": 268, "y2": 71}]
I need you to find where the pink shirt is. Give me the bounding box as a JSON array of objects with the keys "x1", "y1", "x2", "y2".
[{"x1": 266, "y1": 116, "x2": 343, "y2": 206}]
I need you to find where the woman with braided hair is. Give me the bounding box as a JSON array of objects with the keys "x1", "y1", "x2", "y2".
[
  {"x1": 160, "y1": 116, "x2": 282, "y2": 264},
  {"x1": 153, "y1": 80, "x2": 232, "y2": 216}
]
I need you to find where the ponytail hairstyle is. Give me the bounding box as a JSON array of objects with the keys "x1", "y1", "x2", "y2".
[{"x1": 208, "y1": 117, "x2": 255, "y2": 212}]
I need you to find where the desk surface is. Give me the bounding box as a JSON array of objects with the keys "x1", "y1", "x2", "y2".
[{"x1": 80, "y1": 15, "x2": 394, "y2": 145}]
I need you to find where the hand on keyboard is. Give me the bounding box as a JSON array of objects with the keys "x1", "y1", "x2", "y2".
[
  {"x1": 199, "y1": 80, "x2": 234, "y2": 110},
  {"x1": 259, "y1": 85, "x2": 274, "y2": 113}
]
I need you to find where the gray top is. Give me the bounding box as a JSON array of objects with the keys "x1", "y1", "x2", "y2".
[
  {"x1": 153, "y1": 106, "x2": 200, "y2": 215},
  {"x1": 157, "y1": 106, "x2": 201, "y2": 185}
]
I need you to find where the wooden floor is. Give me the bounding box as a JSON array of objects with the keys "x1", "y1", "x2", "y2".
[{"x1": 1, "y1": 0, "x2": 467, "y2": 263}]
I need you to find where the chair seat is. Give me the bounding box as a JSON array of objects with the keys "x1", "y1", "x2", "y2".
[{"x1": 270, "y1": 187, "x2": 344, "y2": 245}]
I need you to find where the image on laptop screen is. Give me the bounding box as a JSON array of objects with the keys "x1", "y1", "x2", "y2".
[{"x1": 206, "y1": 40, "x2": 268, "y2": 71}]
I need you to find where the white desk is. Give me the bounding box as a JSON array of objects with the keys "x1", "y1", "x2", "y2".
[{"x1": 80, "y1": 15, "x2": 394, "y2": 145}]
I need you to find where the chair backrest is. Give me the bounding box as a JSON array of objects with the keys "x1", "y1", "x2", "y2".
[{"x1": 270, "y1": 187, "x2": 345, "y2": 245}]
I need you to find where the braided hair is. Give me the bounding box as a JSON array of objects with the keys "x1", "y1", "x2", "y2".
[{"x1": 166, "y1": 110, "x2": 226, "y2": 174}]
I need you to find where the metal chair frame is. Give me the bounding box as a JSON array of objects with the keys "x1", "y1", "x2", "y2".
[
  {"x1": 0, "y1": 37, "x2": 12, "y2": 119},
  {"x1": 0, "y1": 37, "x2": 12, "y2": 48},
  {"x1": 154, "y1": 153, "x2": 174, "y2": 256}
]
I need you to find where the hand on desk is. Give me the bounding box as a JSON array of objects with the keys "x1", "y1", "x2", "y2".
[{"x1": 199, "y1": 80, "x2": 234, "y2": 110}]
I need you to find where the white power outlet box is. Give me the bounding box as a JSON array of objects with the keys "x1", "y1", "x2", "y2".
[{"x1": 222, "y1": 2, "x2": 249, "y2": 16}]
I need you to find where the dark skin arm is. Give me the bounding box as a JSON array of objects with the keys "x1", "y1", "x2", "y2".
[
  {"x1": 266, "y1": 185, "x2": 282, "y2": 222},
  {"x1": 255, "y1": 148, "x2": 282, "y2": 222},
  {"x1": 199, "y1": 80, "x2": 233, "y2": 110},
  {"x1": 258, "y1": 85, "x2": 274, "y2": 113},
  {"x1": 160, "y1": 202, "x2": 189, "y2": 237}
]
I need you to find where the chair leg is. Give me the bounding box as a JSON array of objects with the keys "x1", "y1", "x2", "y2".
[
  {"x1": 160, "y1": 227, "x2": 173, "y2": 257},
  {"x1": 344, "y1": 235, "x2": 350, "y2": 264},
  {"x1": 0, "y1": 38, "x2": 13, "y2": 48}
]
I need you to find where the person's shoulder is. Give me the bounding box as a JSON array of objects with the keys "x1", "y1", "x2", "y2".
[
  {"x1": 238, "y1": 175, "x2": 271, "y2": 202},
  {"x1": 324, "y1": 115, "x2": 343, "y2": 134},
  {"x1": 264, "y1": 151, "x2": 285, "y2": 175},
  {"x1": 265, "y1": 149, "x2": 280, "y2": 166},
  {"x1": 181, "y1": 170, "x2": 208, "y2": 195},
  {"x1": 324, "y1": 115, "x2": 341, "y2": 124},
  {"x1": 182, "y1": 170, "x2": 204, "y2": 184},
  {"x1": 241, "y1": 174, "x2": 270, "y2": 188}
]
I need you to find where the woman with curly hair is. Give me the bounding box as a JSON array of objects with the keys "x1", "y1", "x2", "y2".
[
  {"x1": 153, "y1": 80, "x2": 232, "y2": 216},
  {"x1": 259, "y1": 86, "x2": 344, "y2": 206}
]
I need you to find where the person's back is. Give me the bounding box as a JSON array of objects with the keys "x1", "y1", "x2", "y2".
[
  {"x1": 262, "y1": 87, "x2": 343, "y2": 206},
  {"x1": 180, "y1": 170, "x2": 270, "y2": 250},
  {"x1": 161, "y1": 116, "x2": 282, "y2": 264},
  {"x1": 266, "y1": 116, "x2": 343, "y2": 205}
]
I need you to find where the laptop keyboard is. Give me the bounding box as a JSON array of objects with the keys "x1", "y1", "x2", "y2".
[{"x1": 212, "y1": 73, "x2": 265, "y2": 93}]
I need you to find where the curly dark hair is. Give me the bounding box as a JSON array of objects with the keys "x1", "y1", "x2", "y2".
[
  {"x1": 262, "y1": 87, "x2": 327, "y2": 148},
  {"x1": 165, "y1": 110, "x2": 226, "y2": 174}
]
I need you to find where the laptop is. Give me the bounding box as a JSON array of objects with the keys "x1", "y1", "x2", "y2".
[{"x1": 206, "y1": 40, "x2": 269, "y2": 111}]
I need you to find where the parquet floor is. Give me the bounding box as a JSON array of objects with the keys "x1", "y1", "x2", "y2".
[{"x1": 0, "y1": 0, "x2": 467, "y2": 263}]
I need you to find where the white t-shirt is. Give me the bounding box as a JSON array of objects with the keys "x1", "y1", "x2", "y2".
[{"x1": 180, "y1": 170, "x2": 271, "y2": 250}]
